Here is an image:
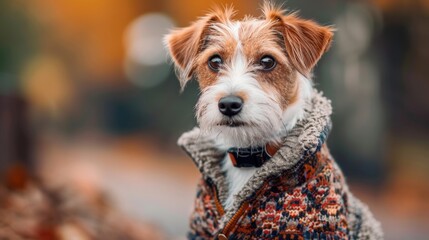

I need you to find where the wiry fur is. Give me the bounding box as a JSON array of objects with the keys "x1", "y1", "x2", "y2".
[{"x1": 165, "y1": 2, "x2": 333, "y2": 209}]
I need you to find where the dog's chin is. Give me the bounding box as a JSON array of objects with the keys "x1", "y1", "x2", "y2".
[{"x1": 203, "y1": 120, "x2": 282, "y2": 148}]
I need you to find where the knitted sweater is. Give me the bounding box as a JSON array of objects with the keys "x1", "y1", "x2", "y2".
[{"x1": 178, "y1": 91, "x2": 383, "y2": 240}]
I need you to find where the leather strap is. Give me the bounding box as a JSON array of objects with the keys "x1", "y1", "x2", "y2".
[{"x1": 227, "y1": 143, "x2": 279, "y2": 168}]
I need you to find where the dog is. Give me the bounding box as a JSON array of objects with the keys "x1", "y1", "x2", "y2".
[{"x1": 165, "y1": 2, "x2": 383, "y2": 239}]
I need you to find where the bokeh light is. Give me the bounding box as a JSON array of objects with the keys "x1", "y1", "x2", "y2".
[{"x1": 124, "y1": 13, "x2": 175, "y2": 88}]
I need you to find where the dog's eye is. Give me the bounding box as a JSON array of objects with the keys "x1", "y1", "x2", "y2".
[
  {"x1": 260, "y1": 56, "x2": 276, "y2": 71},
  {"x1": 208, "y1": 55, "x2": 223, "y2": 72}
]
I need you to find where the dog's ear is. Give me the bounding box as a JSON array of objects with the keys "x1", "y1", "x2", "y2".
[
  {"x1": 263, "y1": 3, "x2": 333, "y2": 76},
  {"x1": 164, "y1": 14, "x2": 220, "y2": 89}
]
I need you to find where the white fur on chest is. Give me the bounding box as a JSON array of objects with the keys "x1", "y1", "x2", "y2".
[{"x1": 222, "y1": 154, "x2": 258, "y2": 210}]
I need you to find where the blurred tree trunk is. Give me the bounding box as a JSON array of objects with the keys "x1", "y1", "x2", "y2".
[{"x1": 0, "y1": 94, "x2": 33, "y2": 189}]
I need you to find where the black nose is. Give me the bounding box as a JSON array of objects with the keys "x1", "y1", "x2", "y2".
[{"x1": 218, "y1": 95, "x2": 243, "y2": 117}]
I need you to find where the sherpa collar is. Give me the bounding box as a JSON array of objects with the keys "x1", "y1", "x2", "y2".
[{"x1": 177, "y1": 90, "x2": 332, "y2": 225}]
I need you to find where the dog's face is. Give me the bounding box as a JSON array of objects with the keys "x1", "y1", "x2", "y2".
[{"x1": 165, "y1": 4, "x2": 333, "y2": 147}]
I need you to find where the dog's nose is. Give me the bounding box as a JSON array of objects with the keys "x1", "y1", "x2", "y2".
[{"x1": 218, "y1": 95, "x2": 243, "y2": 116}]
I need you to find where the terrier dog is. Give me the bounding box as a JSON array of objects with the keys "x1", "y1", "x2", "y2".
[{"x1": 165, "y1": 2, "x2": 382, "y2": 239}]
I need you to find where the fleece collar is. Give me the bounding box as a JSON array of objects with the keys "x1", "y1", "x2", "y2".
[{"x1": 177, "y1": 90, "x2": 332, "y2": 226}]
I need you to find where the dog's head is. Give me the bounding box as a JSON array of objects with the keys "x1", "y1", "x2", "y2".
[{"x1": 165, "y1": 3, "x2": 333, "y2": 147}]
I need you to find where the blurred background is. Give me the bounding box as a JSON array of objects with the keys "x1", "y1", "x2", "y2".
[{"x1": 0, "y1": 0, "x2": 428, "y2": 239}]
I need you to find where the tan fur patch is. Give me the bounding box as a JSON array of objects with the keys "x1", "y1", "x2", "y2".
[
  {"x1": 262, "y1": 3, "x2": 334, "y2": 76},
  {"x1": 235, "y1": 90, "x2": 248, "y2": 102},
  {"x1": 195, "y1": 35, "x2": 237, "y2": 89}
]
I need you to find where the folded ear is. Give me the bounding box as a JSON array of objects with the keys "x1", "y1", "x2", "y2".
[
  {"x1": 263, "y1": 4, "x2": 333, "y2": 76},
  {"x1": 164, "y1": 15, "x2": 219, "y2": 89}
]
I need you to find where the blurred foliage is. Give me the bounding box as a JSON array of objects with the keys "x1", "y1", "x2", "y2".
[{"x1": 0, "y1": 1, "x2": 38, "y2": 93}]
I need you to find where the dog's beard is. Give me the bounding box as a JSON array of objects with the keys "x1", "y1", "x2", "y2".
[{"x1": 203, "y1": 124, "x2": 283, "y2": 148}]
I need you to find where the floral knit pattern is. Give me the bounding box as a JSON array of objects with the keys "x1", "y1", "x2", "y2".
[
  {"x1": 189, "y1": 180, "x2": 222, "y2": 239},
  {"x1": 231, "y1": 146, "x2": 348, "y2": 239},
  {"x1": 189, "y1": 145, "x2": 350, "y2": 239}
]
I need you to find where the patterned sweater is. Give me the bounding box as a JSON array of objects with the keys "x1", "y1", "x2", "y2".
[{"x1": 178, "y1": 91, "x2": 383, "y2": 240}]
